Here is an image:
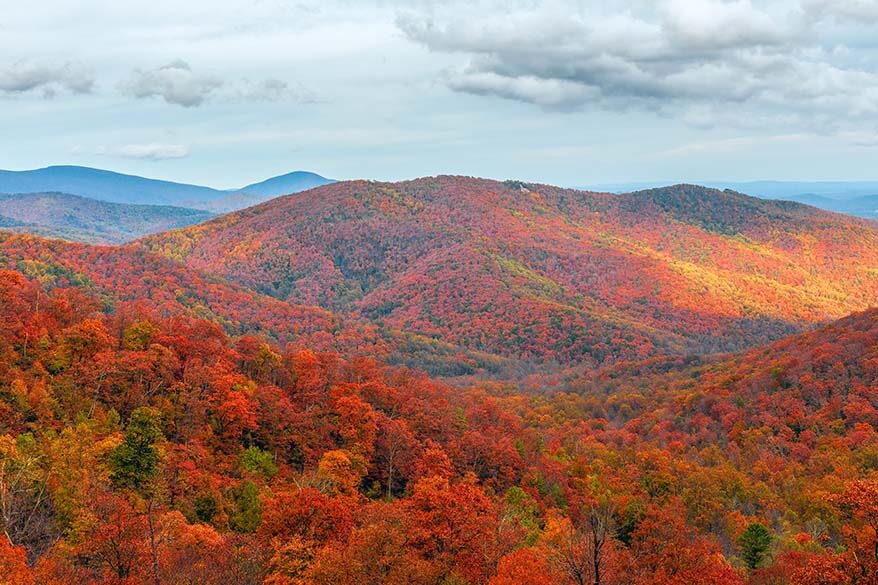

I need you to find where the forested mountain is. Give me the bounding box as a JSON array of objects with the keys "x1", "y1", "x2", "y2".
[
  {"x1": 0, "y1": 245, "x2": 875, "y2": 584},
  {"x1": 0, "y1": 192, "x2": 214, "y2": 243},
  {"x1": 588, "y1": 181, "x2": 878, "y2": 220},
  {"x1": 142, "y1": 177, "x2": 878, "y2": 370}
]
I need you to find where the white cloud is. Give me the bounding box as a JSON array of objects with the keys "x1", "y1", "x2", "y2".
[
  {"x1": 95, "y1": 143, "x2": 191, "y2": 160},
  {"x1": 0, "y1": 60, "x2": 94, "y2": 96},
  {"x1": 234, "y1": 78, "x2": 320, "y2": 104}
]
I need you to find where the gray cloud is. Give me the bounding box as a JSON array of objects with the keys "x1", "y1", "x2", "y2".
[
  {"x1": 804, "y1": 0, "x2": 878, "y2": 24},
  {"x1": 121, "y1": 61, "x2": 317, "y2": 107},
  {"x1": 121, "y1": 60, "x2": 223, "y2": 107},
  {"x1": 399, "y1": 0, "x2": 878, "y2": 129},
  {"x1": 0, "y1": 61, "x2": 94, "y2": 96}
]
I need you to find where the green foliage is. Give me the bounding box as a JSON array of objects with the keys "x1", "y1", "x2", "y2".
[
  {"x1": 123, "y1": 320, "x2": 158, "y2": 351},
  {"x1": 194, "y1": 494, "x2": 219, "y2": 524},
  {"x1": 738, "y1": 522, "x2": 772, "y2": 570},
  {"x1": 239, "y1": 445, "x2": 278, "y2": 479},
  {"x1": 231, "y1": 480, "x2": 262, "y2": 533},
  {"x1": 109, "y1": 407, "x2": 163, "y2": 494},
  {"x1": 504, "y1": 486, "x2": 540, "y2": 545},
  {"x1": 616, "y1": 498, "x2": 646, "y2": 546}
]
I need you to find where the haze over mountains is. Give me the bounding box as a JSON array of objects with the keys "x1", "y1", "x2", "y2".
[
  {"x1": 0, "y1": 192, "x2": 215, "y2": 244},
  {"x1": 0, "y1": 165, "x2": 334, "y2": 211}
]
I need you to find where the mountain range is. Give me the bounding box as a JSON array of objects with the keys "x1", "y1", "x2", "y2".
[
  {"x1": 0, "y1": 192, "x2": 215, "y2": 244},
  {"x1": 0, "y1": 165, "x2": 334, "y2": 211}
]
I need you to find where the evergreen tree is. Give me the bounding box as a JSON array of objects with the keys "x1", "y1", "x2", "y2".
[
  {"x1": 738, "y1": 522, "x2": 772, "y2": 570},
  {"x1": 109, "y1": 407, "x2": 163, "y2": 494}
]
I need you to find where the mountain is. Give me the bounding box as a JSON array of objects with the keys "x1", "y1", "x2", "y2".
[
  {"x1": 0, "y1": 165, "x2": 334, "y2": 211},
  {"x1": 0, "y1": 165, "x2": 226, "y2": 206},
  {"x1": 0, "y1": 192, "x2": 214, "y2": 243},
  {"x1": 786, "y1": 193, "x2": 878, "y2": 219},
  {"x1": 588, "y1": 180, "x2": 878, "y2": 219},
  {"x1": 141, "y1": 177, "x2": 878, "y2": 370},
  {"x1": 238, "y1": 170, "x2": 335, "y2": 198},
  {"x1": 202, "y1": 171, "x2": 336, "y2": 212}
]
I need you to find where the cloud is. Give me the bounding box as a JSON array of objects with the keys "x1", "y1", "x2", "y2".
[
  {"x1": 0, "y1": 61, "x2": 94, "y2": 96},
  {"x1": 803, "y1": 0, "x2": 878, "y2": 24},
  {"x1": 235, "y1": 78, "x2": 320, "y2": 104},
  {"x1": 94, "y1": 143, "x2": 191, "y2": 160},
  {"x1": 121, "y1": 61, "x2": 317, "y2": 107},
  {"x1": 121, "y1": 60, "x2": 223, "y2": 107},
  {"x1": 398, "y1": 0, "x2": 878, "y2": 130}
]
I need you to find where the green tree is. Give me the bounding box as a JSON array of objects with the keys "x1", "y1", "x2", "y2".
[
  {"x1": 738, "y1": 522, "x2": 772, "y2": 570},
  {"x1": 239, "y1": 445, "x2": 278, "y2": 479},
  {"x1": 231, "y1": 480, "x2": 262, "y2": 533},
  {"x1": 109, "y1": 407, "x2": 163, "y2": 494}
]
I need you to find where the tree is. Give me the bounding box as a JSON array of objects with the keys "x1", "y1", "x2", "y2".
[
  {"x1": 109, "y1": 407, "x2": 163, "y2": 494},
  {"x1": 0, "y1": 537, "x2": 34, "y2": 585},
  {"x1": 489, "y1": 547, "x2": 555, "y2": 585},
  {"x1": 231, "y1": 481, "x2": 262, "y2": 534},
  {"x1": 739, "y1": 522, "x2": 772, "y2": 570}
]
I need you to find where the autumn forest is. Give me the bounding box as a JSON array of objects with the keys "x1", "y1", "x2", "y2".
[{"x1": 1, "y1": 177, "x2": 878, "y2": 585}]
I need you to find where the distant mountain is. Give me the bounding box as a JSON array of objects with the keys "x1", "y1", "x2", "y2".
[
  {"x1": 0, "y1": 165, "x2": 334, "y2": 211},
  {"x1": 195, "y1": 171, "x2": 334, "y2": 213},
  {"x1": 0, "y1": 192, "x2": 214, "y2": 244},
  {"x1": 141, "y1": 177, "x2": 878, "y2": 371},
  {"x1": 782, "y1": 193, "x2": 878, "y2": 219},
  {"x1": 0, "y1": 165, "x2": 225, "y2": 206},
  {"x1": 238, "y1": 170, "x2": 335, "y2": 198}
]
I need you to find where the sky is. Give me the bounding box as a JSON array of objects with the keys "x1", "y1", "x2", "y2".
[{"x1": 1, "y1": 0, "x2": 877, "y2": 188}]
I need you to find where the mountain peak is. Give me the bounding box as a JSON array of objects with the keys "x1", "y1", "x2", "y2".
[{"x1": 238, "y1": 170, "x2": 334, "y2": 197}]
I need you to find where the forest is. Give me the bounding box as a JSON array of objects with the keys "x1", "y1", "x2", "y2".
[{"x1": 0, "y1": 178, "x2": 877, "y2": 584}]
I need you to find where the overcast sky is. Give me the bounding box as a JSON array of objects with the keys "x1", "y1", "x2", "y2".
[{"x1": 2, "y1": 0, "x2": 877, "y2": 188}]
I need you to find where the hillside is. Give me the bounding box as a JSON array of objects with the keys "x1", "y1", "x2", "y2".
[
  {"x1": 588, "y1": 180, "x2": 878, "y2": 220},
  {"x1": 0, "y1": 232, "x2": 381, "y2": 354},
  {"x1": 0, "y1": 192, "x2": 214, "y2": 243},
  {"x1": 0, "y1": 253, "x2": 875, "y2": 584},
  {"x1": 141, "y1": 177, "x2": 878, "y2": 369}
]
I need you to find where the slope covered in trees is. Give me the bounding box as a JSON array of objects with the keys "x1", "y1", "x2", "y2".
[
  {"x1": 0, "y1": 192, "x2": 214, "y2": 244},
  {"x1": 0, "y1": 232, "x2": 382, "y2": 355},
  {"x1": 0, "y1": 254, "x2": 876, "y2": 584},
  {"x1": 142, "y1": 177, "x2": 878, "y2": 370}
]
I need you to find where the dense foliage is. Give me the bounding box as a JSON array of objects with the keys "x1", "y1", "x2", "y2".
[
  {"x1": 0, "y1": 257, "x2": 876, "y2": 583},
  {"x1": 142, "y1": 177, "x2": 878, "y2": 373},
  {"x1": 2, "y1": 178, "x2": 877, "y2": 583}
]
